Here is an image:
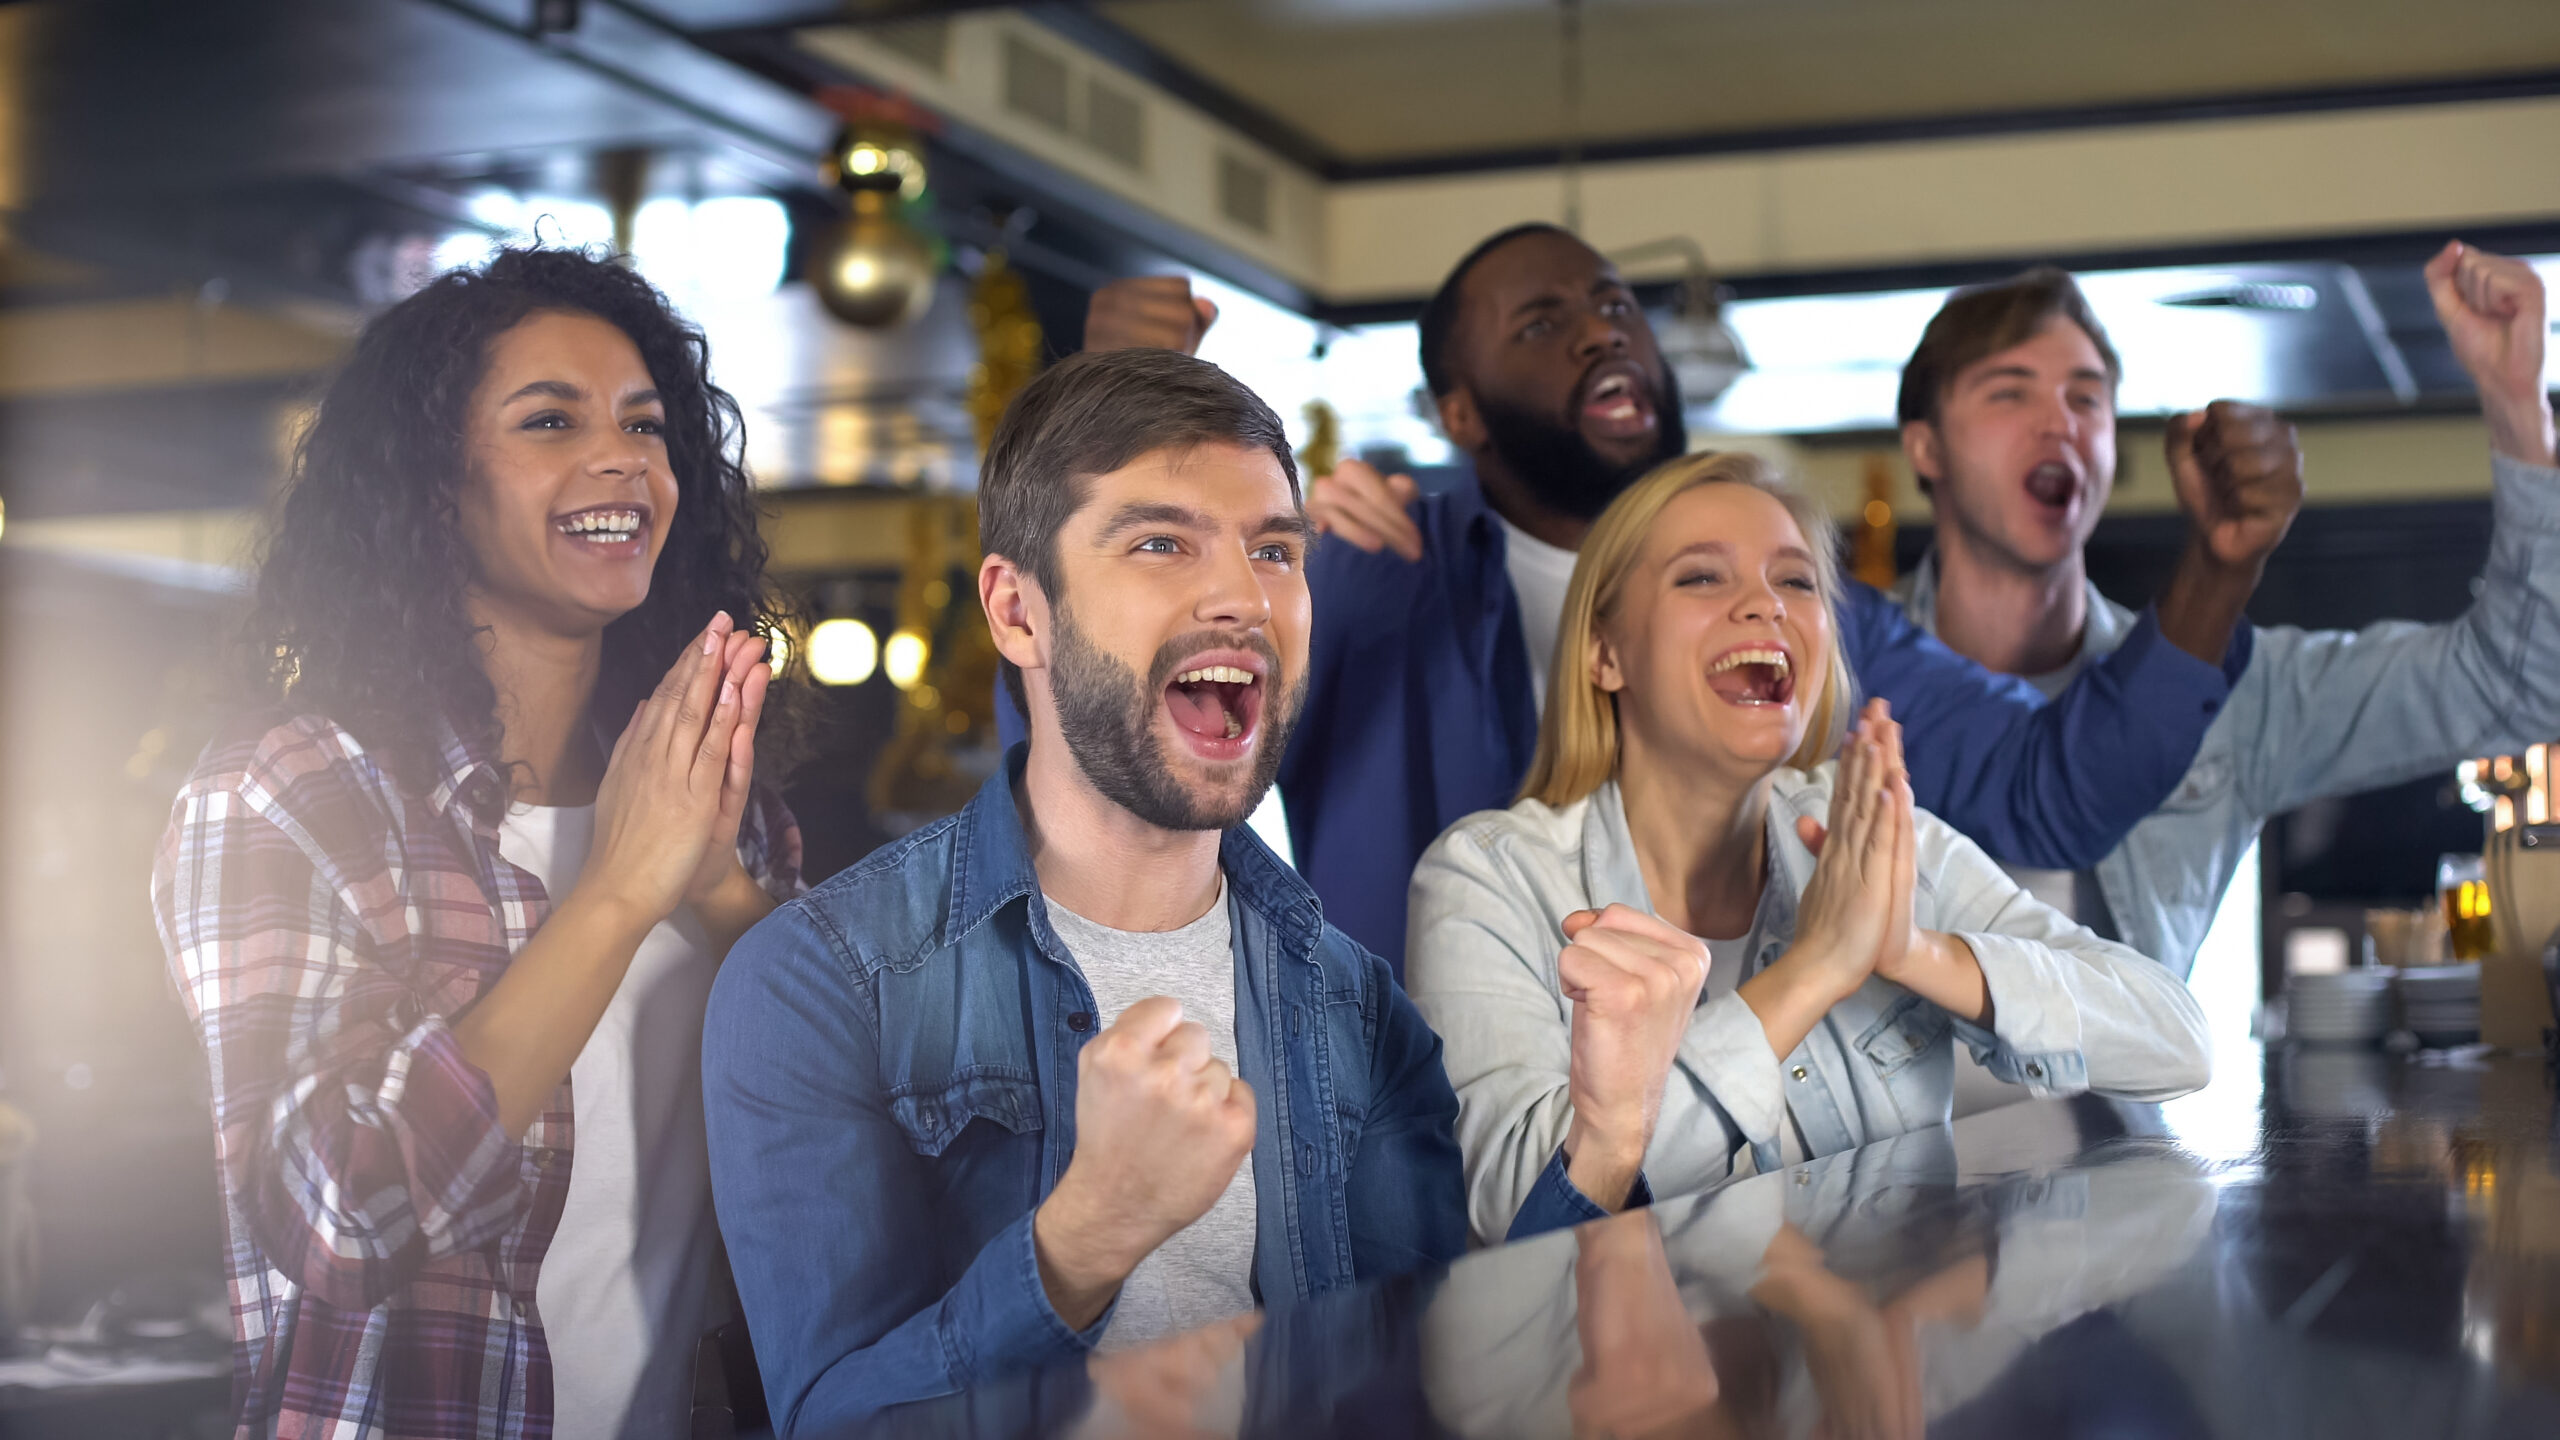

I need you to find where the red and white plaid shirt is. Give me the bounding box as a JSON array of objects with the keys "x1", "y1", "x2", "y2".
[{"x1": 153, "y1": 711, "x2": 801, "y2": 1440}]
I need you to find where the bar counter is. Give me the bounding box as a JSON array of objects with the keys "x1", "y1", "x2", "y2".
[{"x1": 861, "y1": 1045, "x2": 2560, "y2": 1438}]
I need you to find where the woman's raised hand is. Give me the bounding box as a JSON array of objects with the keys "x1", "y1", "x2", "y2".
[
  {"x1": 680, "y1": 624, "x2": 773, "y2": 908},
  {"x1": 1784, "y1": 699, "x2": 1917, "y2": 1004},
  {"x1": 582, "y1": 611, "x2": 767, "y2": 929}
]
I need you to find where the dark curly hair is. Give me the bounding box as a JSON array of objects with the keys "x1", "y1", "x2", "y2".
[{"x1": 242, "y1": 246, "x2": 806, "y2": 795}]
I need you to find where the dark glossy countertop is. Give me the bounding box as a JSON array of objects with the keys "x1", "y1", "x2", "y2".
[{"x1": 867, "y1": 1045, "x2": 2560, "y2": 1439}]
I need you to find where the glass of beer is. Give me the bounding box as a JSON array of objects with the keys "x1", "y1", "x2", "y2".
[{"x1": 2439, "y1": 853, "x2": 2494, "y2": 962}]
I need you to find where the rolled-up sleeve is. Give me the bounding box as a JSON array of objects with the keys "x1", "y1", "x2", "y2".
[
  {"x1": 153, "y1": 785, "x2": 521, "y2": 1312},
  {"x1": 1669, "y1": 995, "x2": 1789, "y2": 1155},
  {"x1": 1916, "y1": 812, "x2": 2212, "y2": 1103}
]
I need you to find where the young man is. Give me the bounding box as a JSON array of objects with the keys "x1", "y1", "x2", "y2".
[
  {"x1": 703, "y1": 350, "x2": 1581, "y2": 1434},
  {"x1": 1088, "y1": 227, "x2": 2267, "y2": 967},
  {"x1": 1892, "y1": 242, "x2": 2560, "y2": 977}
]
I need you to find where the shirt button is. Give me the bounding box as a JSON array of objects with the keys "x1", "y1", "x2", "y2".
[
  {"x1": 1067, "y1": 1012, "x2": 1094, "y2": 1033},
  {"x1": 2026, "y1": 1062, "x2": 2045, "y2": 1079},
  {"x1": 511, "y1": 1298, "x2": 528, "y2": 1319},
  {"x1": 1791, "y1": 1065, "x2": 1808, "y2": 1081}
]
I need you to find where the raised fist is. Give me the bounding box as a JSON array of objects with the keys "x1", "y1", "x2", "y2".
[
  {"x1": 2164, "y1": 400, "x2": 2304, "y2": 572},
  {"x1": 2424, "y1": 241, "x2": 2554, "y2": 468},
  {"x1": 1085, "y1": 275, "x2": 1219, "y2": 355}
]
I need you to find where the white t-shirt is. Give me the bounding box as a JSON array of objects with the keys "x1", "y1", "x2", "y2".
[
  {"x1": 1044, "y1": 878, "x2": 1258, "y2": 1352},
  {"x1": 1499, "y1": 514, "x2": 1581, "y2": 712},
  {"x1": 504, "y1": 805, "x2": 724, "y2": 1440}
]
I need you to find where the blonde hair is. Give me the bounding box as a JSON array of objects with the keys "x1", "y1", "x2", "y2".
[{"x1": 1518, "y1": 451, "x2": 1854, "y2": 808}]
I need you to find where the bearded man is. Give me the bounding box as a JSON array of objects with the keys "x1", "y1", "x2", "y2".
[{"x1": 704, "y1": 349, "x2": 1578, "y2": 1435}]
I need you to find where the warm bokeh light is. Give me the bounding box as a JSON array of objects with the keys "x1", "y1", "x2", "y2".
[
  {"x1": 808, "y1": 618, "x2": 879, "y2": 686},
  {"x1": 884, "y1": 628, "x2": 930, "y2": 689}
]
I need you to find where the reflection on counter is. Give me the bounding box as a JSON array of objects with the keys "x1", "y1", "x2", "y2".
[{"x1": 872, "y1": 1046, "x2": 2560, "y2": 1439}]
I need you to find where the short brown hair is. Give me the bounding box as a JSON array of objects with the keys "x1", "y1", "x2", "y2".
[
  {"x1": 1518, "y1": 451, "x2": 1854, "y2": 808},
  {"x1": 1896, "y1": 266, "x2": 2122, "y2": 427},
  {"x1": 978, "y1": 347, "x2": 1300, "y2": 715}
]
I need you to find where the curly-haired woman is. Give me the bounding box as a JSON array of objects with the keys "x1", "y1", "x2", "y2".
[{"x1": 152, "y1": 248, "x2": 804, "y2": 1440}]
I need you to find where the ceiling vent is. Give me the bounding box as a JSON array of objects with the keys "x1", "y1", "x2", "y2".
[
  {"x1": 1001, "y1": 34, "x2": 1072, "y2": 131},
  {"x1": 1085, "y1": 79, "x2": 1145, "y2": 170},
  {"x1": 1000, "y1": 32, "x2": 1146, "y2": 173},
  {"x1": 1217, "y1": 151, "x2": 1271, "y2": 235},
  {"x1": 870, "y1": 17, "x2": 950, "y2": 74}
]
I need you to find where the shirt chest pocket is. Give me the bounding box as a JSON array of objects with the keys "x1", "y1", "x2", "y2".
[
  {"x1": 886, "y1": 1070, "x2": 1043, "y2": 1159},
  {"x1": 1854, "y1": 994, "x2": 1952, "y2": 1078}
]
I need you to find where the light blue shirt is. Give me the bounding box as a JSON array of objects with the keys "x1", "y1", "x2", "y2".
[
  {"x1": 1897, "y1": 451, "x2": 2560, "y2": 978},
  {"x1": 1406, "y1": 769, "x2": 2212, "y2": 1244}
]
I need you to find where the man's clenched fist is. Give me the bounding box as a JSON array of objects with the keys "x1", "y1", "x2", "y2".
[
  {"x1": 1559, "y1": 904, "x2": 1709, "y2": 1211},
  {"x1": 1085, "y1": 276, "x2": 1219, "y2": 355},
  {"x1": 2164, "y1": 400, "x2": 2304, "y2": 574},
  {"x1": 2425, "y1": 240, "x2": 2554, "y2": 469},
  {"x1": 1033, "y1": 997, "x2": 1255, "y2": 1328}
]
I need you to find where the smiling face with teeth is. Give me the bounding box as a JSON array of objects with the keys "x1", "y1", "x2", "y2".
[
  {"x1": 1904, "y1": 316, "x2": 2117, "y2": 575},
  {"x1": 454, "y1": 310, "x2": 679, "y2": 641},
  {"x1": 1593, "y1": 482, "x2": 1836, "y2": 780}
]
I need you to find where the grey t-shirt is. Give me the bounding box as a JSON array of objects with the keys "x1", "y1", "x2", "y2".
[{"x1": 1045, "y1": 877, "x2": 1258, "y2": 1351}]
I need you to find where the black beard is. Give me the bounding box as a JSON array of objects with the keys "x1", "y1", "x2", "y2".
[
  {"x1": 1048, "y1": 605, "x2": 1303, "y2": 833},
  {"x1": 1474, "y1": 368, "x2": 1688, "y2": 521}
]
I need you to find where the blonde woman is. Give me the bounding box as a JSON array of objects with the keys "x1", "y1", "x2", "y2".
[{"x1": 1405, "y1": 452, "x2": 2210, "y2": 1246}]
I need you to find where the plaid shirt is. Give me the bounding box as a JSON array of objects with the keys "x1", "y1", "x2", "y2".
[{"x1": 152, "y1": 711, "x2": 801, "y2": 1440}]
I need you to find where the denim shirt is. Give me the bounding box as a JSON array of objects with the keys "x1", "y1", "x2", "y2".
[
  {"x1": 1896, "y1": 452, "x2": 2560, "y2": 978},
  {"x1": 1276, "y1": 465, "x2": 2245, "y2": 969},
  {"x1": 1405, "y1": 771, "x2": 2211, "y2": 1243},
  {"x1": 703, "y1": 751, "x2": 1579, "y2": 1434}
]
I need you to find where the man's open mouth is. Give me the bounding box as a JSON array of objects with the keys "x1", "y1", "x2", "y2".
[
  {"x1": 1164, "y1": 660, "x2": 1265, "y2": 757},
  {"x1": 1579, "y1": 366, "x2": 1657, "y2": 440},
  {"x1": 2023, "y1": 461, "x2": 2079, "y2": 511},
  {"x1": 1705, "y1": 646, "x2": 1795, "y2": 707}
]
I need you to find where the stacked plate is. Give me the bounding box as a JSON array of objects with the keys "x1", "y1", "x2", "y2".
[
  {"x1": 2396, "y1": 963, "x2": 2482, "y2": 1047},
  {"x1": 2288, "y1": 969, "x2": 2395, "y2": 1046}
]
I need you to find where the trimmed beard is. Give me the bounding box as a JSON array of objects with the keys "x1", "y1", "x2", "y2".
[
  {"x1": 1474, "y1": 367, "x2": 1688, "y2": 521},
  {"x1": 1048, "y1": 602, "x2": 1303, "y2": 833}
]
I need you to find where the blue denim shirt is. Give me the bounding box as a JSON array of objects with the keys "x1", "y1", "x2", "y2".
[
  {"x1": 1275, "y1": 467, "x2": 2249, "y2": 968},
  {"x1": 703, "y1": 751, "x2": 1601, "y2": 1433}
]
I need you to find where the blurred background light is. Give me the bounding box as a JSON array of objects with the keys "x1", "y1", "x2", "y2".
[
  {"x1": 808, "y1": 618, "x2": 879, "y2": 686},
  {"x1": 883, "y1": 627, "x2": 930, "y2": 689}
]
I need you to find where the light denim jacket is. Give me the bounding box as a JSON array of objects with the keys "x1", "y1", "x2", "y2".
[
  {"x1": 1897, "y1": 451, "x2": 2560, "y2": 978},
  {"x1": 1405, "y1": 770, "x2": 2210, "y2": 1244},
  {"x1": 705, "y1": 751, "x2": 1604, "y2": 1433}
]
